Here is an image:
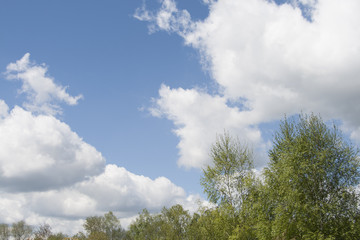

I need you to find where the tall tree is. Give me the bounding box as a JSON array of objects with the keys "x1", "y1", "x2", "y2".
[
  {"x1": 0, "y1": 224, "x2": 10, "y2": 240},
  {"x1": 261, "y1": 114, "x2": 360, "y2": 239},
  {"x1": 11, "y1": 221, "x2": 32, "y2": 240},
  {"x1": 200, "y1": 131, "x2": 254, "y2": 209}
]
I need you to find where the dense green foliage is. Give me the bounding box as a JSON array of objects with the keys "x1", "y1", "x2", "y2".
[
  {"x1": 259, "y1": 114, "x2": 360, "y2": 239},
  {"x1": 1, "y1": 114, "x2": 359, "y2": 239}
]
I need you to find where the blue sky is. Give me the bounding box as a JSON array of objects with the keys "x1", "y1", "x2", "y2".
[
  {"x1": 1, "y1": 0, "x2": 360, "y2": 234},
  {"x1": 0, "y1": 0, "x2": 208, "y2": 192}
]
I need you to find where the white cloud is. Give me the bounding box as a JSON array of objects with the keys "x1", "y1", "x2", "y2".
[
  {"x1": 138, "y1": 0, "x2": 360, "y2": 167},
  {"x1": 134, "y1": 0, "x2": 193, "y2": 36},
  {"x1": 0, "y1": 100, "x2": 9, "y2": 118},
  {"x1": 0, "y1": 54, "x2": 202, "y2": 235},
  {"x1": 77, "y1": 164, "x2": 197, "y2": 214},
  {"x1": 0, "y1": 105, "x2": 105, "y2": 192},
  {"x1": 0, "y1": 164, "x2": 201, "y2": 234},
  {"x1": 5, "y1": 53, "x2": 83, "y2": 115},
  {"x1": 0, "y1": 102, "x2": 201, "y2": 232},
  {"x1": 150, "y1": 85, "x2": 267, "y2": 168},
  {"x1": 0, "y1": 104, "x2": 201, "y2": 233}
]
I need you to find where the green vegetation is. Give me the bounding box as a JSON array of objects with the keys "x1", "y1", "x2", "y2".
[{"x1": 1, "y1": 114, "x2": 359, "y2": 239}]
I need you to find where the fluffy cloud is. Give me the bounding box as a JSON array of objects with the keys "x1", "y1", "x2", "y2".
[
  {"x1": 0, "y1": 164, "x2": 201, "y2": 234},
  {"x1": 137, "y1": 0, "x2": 360, "y2": 168},
  {"x1": 0, "y1": 103, "x2": 105, "y2": 192},
  {"x1": 0, "y1": 54, "x2": 201, "y2": 234},
  {"x1": 5, "y1": 53, "x2": 83, "y2": 115},
  {"x1": 150, "y1": 85, "x2": 266, "y2": 168},
  {"x1": 78, "y1": 164, "x2": 191, "y2": 213},
  {"x1": 0, "y1": 101, "x2": 200, "y2": 234}
]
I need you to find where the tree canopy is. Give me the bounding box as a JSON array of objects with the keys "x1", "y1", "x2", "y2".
[
  {"x1": 261, "y1": 114, "x2": 360, "y2": 239},
  {"x1": 200, "y1": 131, "x2": 254, "y2": 209}
]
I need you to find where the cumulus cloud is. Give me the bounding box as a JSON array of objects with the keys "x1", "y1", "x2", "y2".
[
  {"x1": 5, "y1": 53, "x2": 83, "y2": 115},
  {"x1": 0, "y1": 54, "x2": 201, "y2": 234},
  {"x1": 78, "y1": 164, "x2": 192, "y2": 213},
  {"x1": 0, "y1": 102, "x2": 200, "y2": 233},
  {"x1": 150, "y1": 85, "x2": 266, "y2": 168},
  {"x1": 0, "y1": 105, "x2": 105, "y2": 192},
  {"x1": 0, "y1": 164, "x2": 201, "y2": 234},
  {"x1": 138, "y1": 0, "x2": 360, "y2": 168}
]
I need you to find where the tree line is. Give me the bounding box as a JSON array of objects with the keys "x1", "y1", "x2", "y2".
[{"x1": 1, "y1": 114, "x2": 360, "y2": 239}]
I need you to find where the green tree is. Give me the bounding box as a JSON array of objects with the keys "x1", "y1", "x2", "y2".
[
  {"x1": 11, "y1": 221, "x2": 32, "y2": 240},
  {"x1": 88, "y1": 231, "x2": 108, "y2": 240},
  {"x1": 103, "y1": 211, "x2": 125, "y2": 240},
  {"x1": 84, "y1": 216, "x2": 104, "y2": 236},
  {"x1": 261, "y1": 114, "x2": 360, "y2": 239},
  {"x1": 200, "y1": 131, "x2": 254, "y2": 209},
  {"x1": 84, "y1": 212, "x2": 125, "y2": 240},
  {"x1": 0, "y1": 224, "x2": 10, "y2": 240},
  {"x1": 193, "y1": 206, "x2": 240, "y2": 240},
  {"x1": 127, "y1": 205, "x2": 191, "y2": 240},
  {"x1": 159, "y1": 204, "x2": 191, "y2": 239},
  {"x1": 127, "y1": 209, "x2": 162, "y2": 240},
  {"x1": 48, "y1": 232, "x2": 67, "y2": 240},
  {"x1": 72, "y1": 231, "x2": 87, "y2": 240}
]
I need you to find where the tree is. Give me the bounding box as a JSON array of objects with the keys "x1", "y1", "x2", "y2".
[
  {"x1": 200, "y1": 131, "x2": 254, "y2": 209},
  {"x1": 84, "y1": 211, "x2": 125, "y2": 240},
  {"x1": 103, "y1": 211, "x2": 125, "y2": 240},
  {"x1": 72, "y1": 231, "x2": 87, "y2": 240},
  {"x1": 34, "y1": 223, "x2": 52, "y2": 240},
  {"x1": 48, "y1": 232, "x2": 67, "y2": 240},
  {"x1": 0, "y1": 224, "x2": 10, "y2": 240},
  {"x1": 159, "y1": 204, "x2": 191, "y2": 239},
  {"x1": 127, "y1": 209, "x2": 162, "y2": 240},
  {"x1": 84, "y1": 216, "x2": 104, "y2": 236},
  {"x1": 261, "y1": 114, "x2": 360, "y2": 239},
  {"x1": 11, "y1": 221, "x2": 32, "y2": 240},
  {"x1": 193, "y1": 206, "x2": 240, "y2": 240},
  {"x1": 88, "y1": 231, "x2": 108, "y2": 240}
]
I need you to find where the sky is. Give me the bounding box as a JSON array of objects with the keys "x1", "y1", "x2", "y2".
[{"x1": 0, "y1": 0, "x2": 360, "y2": 235}]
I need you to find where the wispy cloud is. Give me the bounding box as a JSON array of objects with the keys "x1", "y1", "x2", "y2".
[
  {"x1": 134, "y1": 0, "x2": 193, "y2": 36},
  {"x1": 5, "y1": 53, "x2": 83, "y2": 115}
]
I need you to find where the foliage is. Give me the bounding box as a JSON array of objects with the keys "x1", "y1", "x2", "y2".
[
  {"x1": 83, "y1": 211, "x2": 125, "y2": 240},
  {"x1": 47, "y1": 232, "x2": 68, "y2": 240},
  {"x1": 34, "y1": 223, "x2": 52, "y2": 240},
  {"x1": 72, "y1": 231, "x2": 87, "y2": 240},
  {"x1": 201, "y1": 131, "x2": 254, "y2": 209},
  {"x1": 261, "y1": 114, "x2": 360, "y2": 239},
  {"x1": 11, "y1": 221, "x2": 32, "y2": 240},
  {"x1": 126, "y1": 209, "x2": 162, "y2": 240},
  {"x1": 0, "y1": 224, "x2": 10, "y2": 240}
]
